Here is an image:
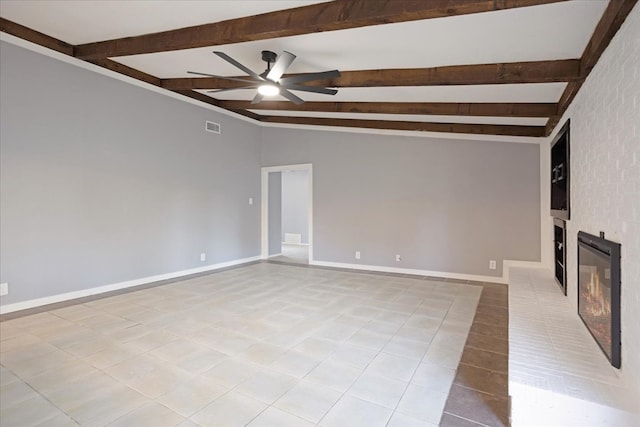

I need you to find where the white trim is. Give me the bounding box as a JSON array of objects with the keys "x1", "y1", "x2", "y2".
[
  {"x1": 310, "y1": 260, "x2": 508, "y2": 284},
  {"x1": 0, "y1": 33, "x2": 257, "y2": 125},
  {"x1": 310, "y1": 259, "x2": 547, "y2": 285},
  {"x1": 281, "y1": 242, "x2": 310, "y2": 246},
  {"x1": 261, "y1": 164, "x2": 313, "y2": 262},
  {"x1": 308, "y1": 167, "x2": 314, "y2": 262},
  {"x1": 539, "y1": 140, "x2": 554, "y2": 270},
  {"x1": 1, "y1": 33, "x2": 545, "y2": 145},
  {"x1": 268, "y1": 253, "x2": 283, "y2": 258},
  {"x1": 261, "y1": 168, "x2": 269, "y2": 258},
  {"x1": 0, "y1": 255, "x2": 261, "y2": 314},
  {"x1": 260, "y1": 121, "x2": 545, "y2": 144}
]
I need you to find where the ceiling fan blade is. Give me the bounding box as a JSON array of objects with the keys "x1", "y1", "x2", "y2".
[
  {"x1": 206, "y1": 86, "x2": 257, "y2": 93},
  {"x1": 266, "y1": 51, "x2": 296, "y2": 82},
  {"x1": 213, "y1": 51, "x2": 264, "y2": 81},
  {"x1": 251, "y1": 92, "x2": 265, "y2": 105},
  {"x1": 187, "y1": 71, "x2": 257, "y2": 84},
  {"x1": 284, "y1": 84, "x2": 338, "y2": 95},
  {"x1": 280, "y1": 88, "x2": 305, "y2": 105},
  {"x1": 280, "y1": 69, "x2": 340, "y2": 85}
]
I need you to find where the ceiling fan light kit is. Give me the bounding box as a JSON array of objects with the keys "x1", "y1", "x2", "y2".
[
  {"x1": 188, "y1": 49, "x2": 340, "y2": 104},
  {"x1": 257, "y1": 84, "x2": 280, "y2": 96}
]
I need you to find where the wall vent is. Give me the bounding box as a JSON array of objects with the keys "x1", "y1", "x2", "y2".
[{"x1": 205, "y1": 121, "x2": 221, "y2": 134}]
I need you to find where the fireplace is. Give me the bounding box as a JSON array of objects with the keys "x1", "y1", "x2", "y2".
[{"x1": 577, "y1": 231, "x2": 621, "y2": 368}]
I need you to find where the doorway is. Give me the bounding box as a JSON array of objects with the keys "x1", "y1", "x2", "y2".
[{"x1": 261, "y1": 164, "x2": 313, "y2": 263}]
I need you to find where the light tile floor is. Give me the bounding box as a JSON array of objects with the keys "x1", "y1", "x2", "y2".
[
  {"x1": 0, "y1": 262, "x2": 481, "y2": 426},
  {"x1": 270, "y1": 244, "x2": 309, "y2": 264}
]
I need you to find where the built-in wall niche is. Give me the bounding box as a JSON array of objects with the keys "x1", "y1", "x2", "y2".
[
  {"x1": 554, "y1": 218, "x2": 567, "y2": 295},
  {"x1": 550, "y1": 119, "x2": 570, "y2": 220}
]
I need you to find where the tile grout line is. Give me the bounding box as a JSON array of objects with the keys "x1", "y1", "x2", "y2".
[{"x1": 2, "y1": 261, "x2": 493, "y2": 427}]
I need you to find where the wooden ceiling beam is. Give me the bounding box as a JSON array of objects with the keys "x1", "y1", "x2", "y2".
[
  {"x1": 580, "y1": 0, "x2": 638, "y2": 76},
  {"x1": 89, "y1": 58, "x2": 161, "y2": 86},
  {"x1": 0, "y1": 18, "x2": 73, "y2": 55},
  {"x1": 220, "y1": 100, "x2": 557, "y2": 117},
  {"x1": 260, "y1": 116, "x2": 546, "y2": 137},
  {"x1": 172, "y1": 89, "x2": 221, "y2": 107},
  {"x1": 74, "y1": 0, "x2": 567, "y2": 60},
  {"x1": 545, "y1": 0, "x2": 638, "y2": 135},
  {"x1": 544, "y1": 80, "x2": 583, "y2": 135},
  {"x1": 171, "y1": 90, "x2": 263, "y2": 121},
  {"x1": 334, "y1": 60, "x2": 580, "y2": 86},
  {"x1": 161, "y1": 59, "x2": 580, "y2": 91},
  {"x1": 0, "y1": 18, "x2": 163, "y2": 87}
]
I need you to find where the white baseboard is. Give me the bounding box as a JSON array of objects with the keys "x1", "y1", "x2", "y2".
[
  {"x1": 280, "y1": 243, "x2": 310, "y2": 246},
  {"x1": 268, "y1": 253, "x2": 283, "y2": 258},
  {"x1": 310, "y1": 260, "x2": 508, "y2": 284},
  {"x1": 1, "y1": 256, "x2": 547, "y2": 314},
  {"x1": 0, "y1": 255, "x2": 261, "y2": 315},
  {"x1": 310, "y1": 259, "x2": 547, "y2": 285}
]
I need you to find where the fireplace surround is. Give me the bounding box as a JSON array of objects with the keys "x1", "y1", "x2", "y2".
[{"x1": 577, "y1": 231, "x2": 621, "y2": 368}]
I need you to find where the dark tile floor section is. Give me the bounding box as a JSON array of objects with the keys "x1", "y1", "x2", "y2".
[{"x1": 441, "y1": 282, "x2": 510, "y2": 427}]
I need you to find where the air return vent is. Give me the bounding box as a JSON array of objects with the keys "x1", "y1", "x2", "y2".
[{"x1": 205, "y1": 121, "x2": 221, "y2": 134}]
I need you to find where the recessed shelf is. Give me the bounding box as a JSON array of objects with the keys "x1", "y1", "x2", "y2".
[{"x1": 554, "y1": 218, "x2": 567, "y2": 295}]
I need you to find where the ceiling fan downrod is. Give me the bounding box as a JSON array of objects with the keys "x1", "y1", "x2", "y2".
[{"x1": 261, "y1": 50, "x2": 277, "y2": 75}]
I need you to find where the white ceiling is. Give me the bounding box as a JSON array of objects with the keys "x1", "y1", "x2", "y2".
[
  {"x1": 0, "y1": 1, "x2": 332, "y2": 44},
  {"x1": 0, "y1": 0, "x2": 611, "y2": 134},
  {"x1": 112, "y1": 2, "x2": 607, "y2": 78}
]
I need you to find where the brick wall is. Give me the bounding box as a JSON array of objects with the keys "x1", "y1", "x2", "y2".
[{"x1": 553, "y1": 5, "x2": 640, "y2": 395}]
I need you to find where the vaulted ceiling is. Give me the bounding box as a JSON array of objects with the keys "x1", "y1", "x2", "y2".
[{"x1": 1, "y1": 0, "x2": 637, "y2": 139}]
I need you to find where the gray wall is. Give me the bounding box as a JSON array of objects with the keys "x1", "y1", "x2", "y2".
[
  {"x1": 268, "y1": 172, "x2": 282, "y2": 255},
  {"x1": 261, "y1": 128, "x2": 541, "y2": 277},
  {"x1": 1, "y1": 38, "x2": 543, "y2": 309},
  {"x1": 0, "y1": 42, "x2": 261, "y2": 305},
  {"x1": 281, "y1": 170, "x2": 309, "y2": 244}
]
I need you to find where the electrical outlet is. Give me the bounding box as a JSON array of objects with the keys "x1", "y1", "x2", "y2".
[
  {"x1": 489, "y1": 260, "x2": 497, "y2": 270},
  {"x1": 0, "y1": 282, "x2": 8, "y2": 296},
  {"x1": 200, "y1": 253, "x2": 206, "y2": 262},
  {"x1": 355, "y1": 251, "x2": 361, "y2": 260},
  {"x1": 395, "y1": 254, "x2": 401, "y2": 262}
]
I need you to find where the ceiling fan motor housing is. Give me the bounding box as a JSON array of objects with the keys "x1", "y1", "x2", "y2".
[{"x1": 261, "y1": 50, "x2": 277, "y2": 65}]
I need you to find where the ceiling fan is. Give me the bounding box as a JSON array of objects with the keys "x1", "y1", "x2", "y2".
[{"x1": 188, "y1": 50, "x2": 340, "y2": 104}]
